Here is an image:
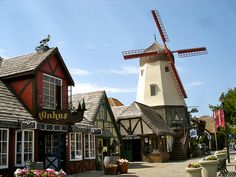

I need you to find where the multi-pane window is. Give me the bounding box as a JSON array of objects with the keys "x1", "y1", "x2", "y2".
[
  {"x1": 99, "y1": 104, "x2": 107, "y2": 121},
  {"x1": 0, "y1": 129, "x2": 8, "y2": 169},
  {"x1": 43, "y1": 74, "x2": 62, "y2": 110},
  {"x1": 45, "y1": 134, "x2": 58, "y2": 154},
  {"x1": 15, "y1": 130, "x2": 34, "y2": 166},
  {"x1": 150, "y1": 84, "x2": 158, "y2": 96},
  {"x1": 84, "y1": 133, "x2": 95, "y2": 159},
  {"x1": 70, "y1": 133, "x2": 82, "y2": 161}
]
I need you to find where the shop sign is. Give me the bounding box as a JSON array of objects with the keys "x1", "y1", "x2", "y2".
[
  {"x1": 190, "y1": 129, "x2": 197, "y2": 138},
  {"x1": 21, "y1": 121, "x2": 68, "y2": 132},
  {"x1": 21, "y1": 121, "x2": 37, "y2": 129},
  {"x1": 123, "y1": 135, "x2": 140, "y2": 140},
  {"x1": 37, "y1": 109, "x2": 84, "y2": 125},
  {"x1": 91, "y1": 128, "x2": 102, "y2": 135}
]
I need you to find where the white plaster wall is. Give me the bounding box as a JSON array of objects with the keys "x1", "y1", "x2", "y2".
[{"x1": 136, "y1": 60, "x2": 186, "y2": 107}]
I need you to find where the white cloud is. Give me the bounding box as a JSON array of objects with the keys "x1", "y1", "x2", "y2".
[
  {"x1": 72, "y1": 82, "x2": 136, "y2": 94},
  {"x1": 71, "y1": 66, "x2": 139, "y2": 76},
  {"x1": 84, "y1": 41, "x2": 95, "y2": 49},
  {"x1": 185, "y1": 81, "x2": 203, "y2": 87},
  {"x1": 0, "y1": 48, "x2": 8, "y2": 58},
  {"x1": 110, "y1": 66, "x2": 139, "y2": 75},
  {"x1": 70, "y1": 68, "x2": 90, "y2": 76}
]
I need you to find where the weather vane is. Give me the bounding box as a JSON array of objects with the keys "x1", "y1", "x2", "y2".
[{"x1": 35, "y1": 34, "x2": 51, "y2": 52}]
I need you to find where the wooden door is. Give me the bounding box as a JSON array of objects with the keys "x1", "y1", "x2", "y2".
[{"x1": 45, "y1": 134, "x2": 61, "y2": 170}]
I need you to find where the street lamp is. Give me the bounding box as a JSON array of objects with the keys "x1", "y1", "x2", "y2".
[{"x1": 220, "y1": 94, "x2": 230, "y2": 163}]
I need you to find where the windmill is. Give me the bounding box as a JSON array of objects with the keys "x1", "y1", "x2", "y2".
[{"x1": 122, "y1": 10, "x2": 207, "y2": 107}]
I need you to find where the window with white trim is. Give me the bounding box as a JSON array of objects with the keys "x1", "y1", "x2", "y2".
[
  {"x1": 84, "y1": 133, "x2": 95, "y2": 159},
  {"x1": 43, "y1": 74, "x2": 62, "y2": 110},
  {"x1": 150, "y1": 84, "x2": 158, "y2": 96},
  {"x1": 0, "y1": 129, "x2": 8, "y2": 169},
  {"x1": 15, "y1": 130, "x2": 34, "y2": 166},
  {"x1": 70, "y1": 133, "x2": 82, "y2": 161}
]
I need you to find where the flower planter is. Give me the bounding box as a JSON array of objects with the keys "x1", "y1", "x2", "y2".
[
  {"x1": 185, "y1": 167, "x2": 202, "y2": 177},
  {"x1": 199, "y1": 159, "x2": 219, "y2": 177},
  {"x1": 118, "y1": 163, "x2": 128, "y2": 174},
  {"x1": 214, "y1": 153, "x2": 227, "y2": 161},
  {"x1": 214, "y1": 151, "x2": 227, "y2": 161},
  {"x1": 104, "y1": 166, "x2": 118, "y2": 175}
]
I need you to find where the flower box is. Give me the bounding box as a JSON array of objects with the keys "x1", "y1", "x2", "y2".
[
  {"x1": 104, "y1": 163, "x2": 118, "y2": 175},
  {"x1": 118, "y1": 163, "x2": 128, "y2": 174},
  {"x1": 14, "y1": 168, "x2": 67, "y2": 177},
  {"x1": 186, "y1": 163, "x2": 202, "y2": 177},
  {"x1": 116, "y1": 158, "x2": 129, "y2": 174}
]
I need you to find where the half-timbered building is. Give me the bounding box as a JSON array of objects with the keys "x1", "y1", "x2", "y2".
[
  {"x1": 112, "y1": 101, "x2": 174, "y2": 162},
  {"x1": 0, "y1": 45, "x2": 86, "y2": 176},
  {"x1": 72, "y1": 91, "x2": 121, "y2": 168}
]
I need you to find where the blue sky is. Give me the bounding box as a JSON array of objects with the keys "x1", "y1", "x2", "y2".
[{"x1": 0, "y1": 0, "x2": 236, "y2": 116}]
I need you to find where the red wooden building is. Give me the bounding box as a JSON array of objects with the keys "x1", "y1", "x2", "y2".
[{"x1": 0, "y1": 45, "x2": 88, "y2": 176}]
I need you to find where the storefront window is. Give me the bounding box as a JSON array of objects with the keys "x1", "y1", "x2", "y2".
[
  {"x1": 43, "y1": 74, "x2": 62, "y2": 110},
  {"x1": 70, "y1": 133, "x2": 82, "y2": 161},
  {"x1": 15, "y1": 130, "x2": 34, "y2": 166},
  {"x1": 84, "y1": 133, "x2": 95, "y2": 159},
  {"x1": 0, "y1": 129, "x2": 8, "y2": 169}
]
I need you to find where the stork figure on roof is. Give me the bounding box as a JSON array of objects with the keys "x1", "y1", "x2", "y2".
[
  {"x1": 122, "y1": 10, "x2": 207, "y2": 160},
  {"x1": 35, "y1": 34, "x2": 51, "y2": 52}
]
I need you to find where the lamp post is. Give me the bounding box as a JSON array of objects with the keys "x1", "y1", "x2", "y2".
[{"x1": 220, "y1": 95, "x2": 230, "y2": 163}]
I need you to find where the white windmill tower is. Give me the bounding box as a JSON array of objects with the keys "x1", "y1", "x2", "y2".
[{"x1": 122, "y1": 10, "x2": 207, "y2": 129}]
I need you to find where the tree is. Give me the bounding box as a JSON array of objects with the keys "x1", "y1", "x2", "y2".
[{"x1": 209, "y1": 87, "x2": 236, "y2": 125}]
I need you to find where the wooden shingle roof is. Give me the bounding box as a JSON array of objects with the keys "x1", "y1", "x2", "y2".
[
  {"x1": 0, "y1": 48, "x2": 55, "y2": 78},
  {"x1": 72, "y1": 90, "x2": 105, "y2": 123},
  {"x1": 115, "y1": 101, "x2": 175, "y2": 136},
  {"x1": 0, "y1": 80, "x2": 34, "y2": 127},
  {"x1": 0, "y1": 48, "x2": 74, "y2": 85}
]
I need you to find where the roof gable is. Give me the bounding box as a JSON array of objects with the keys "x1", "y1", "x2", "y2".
[
  {"x1": 0, "y1": 81, "x2": 34, "y2": 124},
  {"x1": 117, "y1": 101, "x2": 174, "y2": 135},
  {"x1": 0, "y1": 48, "x2": 74, "y2": 85},
  {"x1": 72, "y1": 91, "x2": 105, "y2": 123}
]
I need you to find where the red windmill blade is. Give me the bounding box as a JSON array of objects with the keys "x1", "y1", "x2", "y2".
[
  {"x1": 122, "y1": 10, "x2": 208, "y2": 99},
  {"x1": 172, "y1": 47, "x2": 208, "y2": 58},
  {"x1": 151, "y1": 9, "x2": 208, "y2": 60},
  {"x1": 122, "y1": 48, "x2": 166, "y2": 60}
]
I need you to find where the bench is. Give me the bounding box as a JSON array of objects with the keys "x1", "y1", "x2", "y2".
[{"x1": 217, "y1": 158, "x2": 236, "y2": 177}]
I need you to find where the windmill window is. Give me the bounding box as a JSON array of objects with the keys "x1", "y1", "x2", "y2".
[
  {"x1": 141, "y1": 69, "x2": 144, "y2": 76},
  {"x1": 150, "y1": 84, "x2": 158, "y2": 96},
  {"x1": 165, "y1": 66, "x2": 169, "y2": 72},
  {"x1": 43, "y1": 74, "x2": 62, "y2": 110}
]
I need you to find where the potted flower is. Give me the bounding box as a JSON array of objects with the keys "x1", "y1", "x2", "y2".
[
  {"x1": 199, "y1": 155, "x2": 219, "y2": 177},
  {"x1": 14, "y1": 168, "x2": 67, "y2": 177},
  {"x1": 104, "y1": 163, "x2": 118, "y2": 175},
  {"x1": 185, "y1": 163, "x2": 202, "y2": 177},
  {"x1": 214, "y1": 150, "x2": 227, "y2": 161},
  {"x1": 116, "y1": 158, "x2": 129, "y2": 174}
]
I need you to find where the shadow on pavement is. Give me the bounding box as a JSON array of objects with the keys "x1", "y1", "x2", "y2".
[{"x1": 128, "y1": 162, "x2": 155, "y2": 169}]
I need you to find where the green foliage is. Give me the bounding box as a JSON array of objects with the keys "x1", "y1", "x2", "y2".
[{"x1": 209, "y1": 87, "x2": 236, "y2": 125}]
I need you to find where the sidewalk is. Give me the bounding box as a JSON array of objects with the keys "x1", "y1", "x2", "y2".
[{"x1": 69, "y1": 153, "x2": 236, "y2": 177}]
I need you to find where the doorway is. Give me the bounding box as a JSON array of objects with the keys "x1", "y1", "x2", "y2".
[
  {"x1": 38, "y1": 132, "x2": 66, "y2": 170},
  {"x1": 123, "y1": 138, "x2": 141, "y2": 162}
]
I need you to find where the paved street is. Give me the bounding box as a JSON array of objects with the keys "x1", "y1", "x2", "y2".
[{"x1": 70, "y1": 152, "x2": 236, "y2": 177}]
